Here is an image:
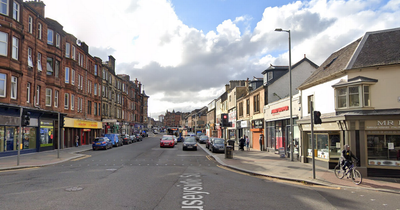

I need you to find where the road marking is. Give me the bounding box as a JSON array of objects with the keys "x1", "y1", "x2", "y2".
[
  {"x1": 180, "y1": 173, "x2": 208, "y2": 210},
  {"x1": 71, "y1": 155, "x2": 91, "y2": 162}
]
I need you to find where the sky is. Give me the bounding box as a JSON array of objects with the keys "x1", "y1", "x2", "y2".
[{"x1": 43, "y1": 0, "x2": 400, "y2": 119}]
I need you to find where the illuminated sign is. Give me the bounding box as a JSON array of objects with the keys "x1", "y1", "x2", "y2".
[{"x1": 271, "y1": 106, "x2": 289, "y2": 114}]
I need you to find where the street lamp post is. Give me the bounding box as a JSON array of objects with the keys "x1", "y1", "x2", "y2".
[{"x1": 275, "y1": 28, "x2": 294, "y2": 161}]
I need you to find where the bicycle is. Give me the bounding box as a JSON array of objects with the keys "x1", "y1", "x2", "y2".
[{"x1": 334, "y1": 160, "x2": 362, "y2": 185}]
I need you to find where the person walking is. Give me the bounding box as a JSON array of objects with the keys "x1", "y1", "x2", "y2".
[
  {"x1": 246, "y1": 135, "x2": 250, "y2": 151},
  {"x1": 259, "y1": 134, "x2": 263, "y2": 151},
  {"x1": 75, "y1": 135, "x2": 79, "y2": 147}
]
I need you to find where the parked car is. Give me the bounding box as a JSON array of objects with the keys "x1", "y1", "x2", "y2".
[
  {"x1": 186, "y1": 132, "x2": 196, "y2": 137},
  {"x1": 104, "y1": 134, "x2": 123, "y2": 147},
  {"x1": 135, "y1": 133, "x2": 143, "y2": 141},
  {"x1": 120, "y1": 134, "x2": 132, "y2": 145},
  {"x1": 199, "y1": 135, "x2": 208, "y2": 144},
  {"x1": 210, "y1": 138, "x2": 225, "y2": 153},
  {"x1": 160, "y1": 135, "x2": 175, "y2": 148},
  {"x1": 172, "y1": 135, "x2": 178, "y2": 145},
  {"x1": 195, "y1": 132, "x2": 204, "y2": 141},
  {"x1": 130, "y1": 135, "x2": 137, "y2": 143},
  {"x1": 153, "y1": 130, "x2": 159, "y2": 134},
  {"x1": 92, "y1": 137, "x2": 112, "y2": 150},
  {"x1": 183, "y1": 137, "x2": 197, "y2": 151}
]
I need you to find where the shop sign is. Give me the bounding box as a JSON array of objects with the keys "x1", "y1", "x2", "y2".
[
  {"x1": 366, "y1": 120, "x2": 400, "y2": 130},
  {"x1": 271, "y1": 106, "x2": 289, "y2": 114},
  {"x1": 240, "y1": 121, "x2": 248, "y2": 128},
  {"x1": 252, "y1": 120, "x2": 264, "y2": 129},
  {"x1": 65, "y1": 118, "x2": 102, "y2": 129},
  {"x1": 40, "y1": 121, "x2": 53, "y2": 126},
  {"x1": 83, "y1": 129, "x2": 91, "y2": 132}
]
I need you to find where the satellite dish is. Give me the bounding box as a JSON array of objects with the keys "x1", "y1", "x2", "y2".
[{"x1": 76, "y1": 39, "x2": 82, "y2": 46}]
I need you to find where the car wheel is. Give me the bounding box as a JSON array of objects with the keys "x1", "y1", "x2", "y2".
[
  {"x1": 93, "y1": 148, "x2": 96, "y2": 151},
  {"x1": 211, "y1": 148, "x2": 214, "y2": 153},
  {"x1": 105, "y1": 146, "x2": 108, "y2": 150}
]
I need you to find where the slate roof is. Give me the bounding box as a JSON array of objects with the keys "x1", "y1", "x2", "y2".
[{"x1": 298, "y1": 27, "x2": 400, "y2": 90}]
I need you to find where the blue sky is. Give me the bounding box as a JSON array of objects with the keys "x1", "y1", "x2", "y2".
[
  {"x1": 170, "y1": 0, "x2": 296, "y2": 34},
  {"x1": 45, "y1": 0, "x2": 400, "y2": 117}
]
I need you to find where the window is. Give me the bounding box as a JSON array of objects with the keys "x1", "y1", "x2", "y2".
[
  {"x1": 47, "y1": 29, "x2": 53, "y2": 45},
  {"x1": 37, "y1": 52, "x2": 42, "y2": 71},
  {"x1": 64, "y1": 93, "x2": 69, "y2": 109},
  {"x1": 87, "y1": 101, "x2": 92, "y2": 115},
  {"x1": 55, "y1": 60, "x2": 60, "y2": 78},
  {"x1": 367, "y1": 134, "x2": 400, "y2": 166},
  {"x1": 65, "y1": 67, "x2": 70, "y2": 83},
  {"x1": 27, "y1": 47, "x2": 33, "y2": 68},
  {"x1": 79, "y1": 75, "x2": 83, "y2": 90},
  {"x1": 79, "y1": 53, "x2": 83, "y2": 66},
  {"x1": 65, "y1": 42, "x2": 70, "y2": 58},
  {"x1": 336, "y1": 85, "x2": 370, "y2": 109},
  {"x1": 38, "y1": 23, "x2": 42, "y2": 40},
  {"x1": 94, "y1": 65, "x2": 98, "y2": 76},
  {"x1": 28, "y1": 16, "x2": 33, "y2": 34},
  {"x1": 0, "y1": 31, "x2": 7, "y2": 56},
  {"x1": 1, "y1": 0, "x2": 8, "y2": 15},
  {"x1": 246, "y1": 99, "x2": 250, "y2": 115},
  {"x1": 46, "y1": 57, "x2": 53, "y2": 75},
  {"x1": 239, "y1": 102, "x2": 243, "y2": 117},
  {"x1": 13, "y1": 2, "x2": 19, "y2": 21},
  {"x1": 36, "y1": 85, "x2": 40, "y2": 105},
  {"x1": 71, "y1": 69, "x2": 75, "y2": 85},
  {"x1": 11, "y1": 76, "x2": 17, "y2": 99},
  {"x1": 254, "y1": 94, "x2": 260, "y2": 113},
  {"x1": 54, "y1": 90, "x2": 59, "y2": 107},
  {"x1": 78, "y1": 74, "x2": 81, "y2": 89},
  {"x1": 94, "y1": 103, "x2": 97, "y2": 115},
  {"x1": 27, "y1": 82, "x2": 31, "y2": 103},
  {"x1": 268, "y1": 71, "x2": 273, "y2": 81},
  {"x1": 71, "y1": 94, "x2": 74, "y2": 110},
  {"x1": 307, "y1": 95, "x2": 314, "y2": 114},
  {"x1": 72, "y1": 45, "x2": 75, "y2": 60},
  {"x1": 45, "y1": 88, "x2": 52, "y2": 107},
  {"x1": 307, "y1": 133, "x2": 340, "y2": 160},
  {"x1": 56, "y1": 33, "x2": 60, "y2": 48},
  {"x1": 94, "y1": 83, "x2": 97, "y2": 95},
  {"x1": 88, "y1": 80, "x2": 92, "y2": 94},
  {"x1": 12, "y1": 36, "x2": 18, "y2": 60}
]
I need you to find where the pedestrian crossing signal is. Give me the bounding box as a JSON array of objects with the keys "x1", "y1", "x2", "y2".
[{"x1": 314, "y1": 111, "x2": 322, "y2": 124}]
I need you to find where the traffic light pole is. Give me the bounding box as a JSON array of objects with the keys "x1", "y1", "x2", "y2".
[
  {"x1": 311, "y1": 103, "x2": 316, "y2": 179},
  {"x1": 18, "y1": 107, "x2": 23, "y2": 166}
]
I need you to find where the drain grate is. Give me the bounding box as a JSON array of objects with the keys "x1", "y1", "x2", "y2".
[{"x1": 65, "y1": 186, "x2": 84, "y2": 192}]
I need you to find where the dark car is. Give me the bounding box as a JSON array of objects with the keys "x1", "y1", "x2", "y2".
[
  {"x1": 135, "y1": 133, "x2": 143, "y2": 141},
  {"x1": 183, "y1": 137, "x2": 197, "y2": 151},
  {"x1": 210, "y1": 138, "x2": 225, "y2": 153},
  {"x1": 199, "y1": 135, "x2": 208, "y2": 144},
  {"x1": 195, "y1": 132, "x2": 204, "y2": 141},
  {"x1": 92, "y1": 137, "x2": 112, "y2": 150},
  {"x1": 121, "y1": 134, "x2": 132, "y2": 145}
]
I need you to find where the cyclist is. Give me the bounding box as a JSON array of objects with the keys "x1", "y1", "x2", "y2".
[{"x1": 341, "y1": 145, "x2": 358, "y2": 171}]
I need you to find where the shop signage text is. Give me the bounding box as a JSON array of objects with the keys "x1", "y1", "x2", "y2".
[
  {"x1": 366, "y1": 120, "x2": 400, "y2": 130},
  {"x1": 271, "y1": 106, "x2": 289, "y2": 114}
]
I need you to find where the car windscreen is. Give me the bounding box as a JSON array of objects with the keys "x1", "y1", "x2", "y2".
[
  {"x1": 94, "y1": 138, "x2": 106, "y2": 142},
  {"x1": 184, "y1": 138, "x2": 196, "y2": 143},
  {"x1": 200, "y1": 136, "x2": 208, "y2": 140},
  {"x1": 162, "y1": 136, "x2": 173, "y2": 140},
  {"x1": 214, "y1": 139, "x2": 224, "y2": 144}
]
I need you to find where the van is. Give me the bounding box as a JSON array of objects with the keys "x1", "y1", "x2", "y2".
[{"x1": 104, "y1": 134, "x2": 123, "y2": 147}]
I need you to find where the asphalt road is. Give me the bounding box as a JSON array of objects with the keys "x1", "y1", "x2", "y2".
[{"x1": 1, "y1": 135, "x2": 399, "y2": 210}]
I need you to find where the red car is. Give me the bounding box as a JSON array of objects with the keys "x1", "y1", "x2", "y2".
[{"x1": 160, "y1": 135, "x2": 175, "y2": 148}]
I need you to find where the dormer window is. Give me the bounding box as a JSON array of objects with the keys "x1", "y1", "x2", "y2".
[{"x1": 333, "y1": 76, "x2": 377, "y2": 109}]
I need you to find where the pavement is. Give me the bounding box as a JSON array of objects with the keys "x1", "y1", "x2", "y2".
[{"x1": 1, "y1": 137, "x2": 400, "y2": 194}]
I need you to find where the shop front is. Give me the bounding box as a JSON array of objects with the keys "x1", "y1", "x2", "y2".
[
  {"x1": 237, "y1": 120, "x2": 250, "y2": 145},
  {"x1": 364, "y1": 119, "x2": 400, "y2": 177},
  {"x1": 251, "y1": 119, "x2": 264, "y2": 150},
  {"x1": 228, "y1": 109, "x2": 237, "y2": 141},
  {"x1": 64, "y1": 118, "x2": 102, "y2": 148}
]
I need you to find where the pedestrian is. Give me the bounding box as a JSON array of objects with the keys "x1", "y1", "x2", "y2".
[
  {"x1": 246, "y1": 135, "x2": 250, "y2": 151},
  {"x1": 239, "y1": 136, "x2": 245, "y2": 151},
  {"x1": 259, "y1": 134, "x2": 263, "y2": 151},
  {"x1": 76, "y1": 135, "x2": 79, "y2": 147}
]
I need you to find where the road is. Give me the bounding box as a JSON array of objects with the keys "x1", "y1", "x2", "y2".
[{"x1": 1, "y1": 135, "x2": 399, "y2": 210}]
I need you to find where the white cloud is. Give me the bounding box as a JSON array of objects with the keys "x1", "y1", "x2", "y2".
[{"x1": 44, "y1": 0, "x2": 400, "y2": 117}]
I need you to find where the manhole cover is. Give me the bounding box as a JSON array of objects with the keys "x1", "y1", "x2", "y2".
[{"x1": 65, "y1": 187, "x2": 84, "y2": 192}]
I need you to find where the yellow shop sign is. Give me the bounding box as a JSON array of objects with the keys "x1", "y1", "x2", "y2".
[{"x1": 64, "y1": 118, "x2": 102, "y2": 129}]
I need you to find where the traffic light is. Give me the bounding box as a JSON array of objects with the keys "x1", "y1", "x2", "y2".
[
  {"x1": 221, "y1": 113, "x2": 229, "y2": 127},
  {"x1": 314, "y1": 111, "x2": 322, "y2": 124},
  {"x1": 22, "y1": 112, "x2": 31, "y2": 126},
  {"x1": 60, "y1": 115, "x2": 65, "y2": 127}
]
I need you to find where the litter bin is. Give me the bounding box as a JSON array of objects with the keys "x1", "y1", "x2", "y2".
[
  {"x1": 225, "y1": 145, "x2": 233, "y2": 159},
  {"x1": 227, "y1": 140, "x2": 235, "y2": 151}
]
